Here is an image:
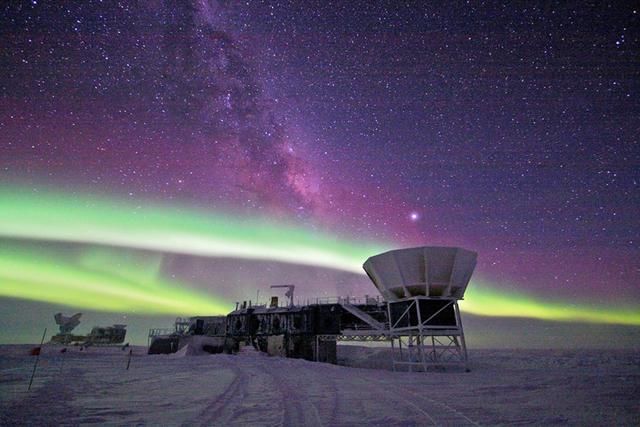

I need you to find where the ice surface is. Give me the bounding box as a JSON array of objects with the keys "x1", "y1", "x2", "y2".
[{"x1": 0, "y1": 344, "x2": 638, "y2": 425}]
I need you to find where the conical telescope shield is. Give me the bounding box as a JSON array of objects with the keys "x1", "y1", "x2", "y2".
[{"x1": 363, "y1": 246, "x2": 477, "y2": 301}]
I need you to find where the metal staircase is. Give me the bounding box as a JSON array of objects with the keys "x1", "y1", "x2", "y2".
[{"x1": 339, "y1": 302, "x2": 386, "y2": 330}]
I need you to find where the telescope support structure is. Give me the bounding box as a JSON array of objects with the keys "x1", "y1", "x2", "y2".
[{"x1": 387, "y1": 297, "x2": 469, "y2": 372}]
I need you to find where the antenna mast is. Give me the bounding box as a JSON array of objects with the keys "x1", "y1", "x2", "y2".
[{"x1": 270, "y1": 285, "x2": 295, "y2": 307}]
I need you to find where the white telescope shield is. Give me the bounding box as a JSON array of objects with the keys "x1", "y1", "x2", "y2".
[{"x1": 363, "y1": 246, "x2": 477, "y2": 301}]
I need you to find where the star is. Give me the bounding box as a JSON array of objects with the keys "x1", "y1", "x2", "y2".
[{"x1": 0, "y1": 0, "x2": 638, "y2": 343}]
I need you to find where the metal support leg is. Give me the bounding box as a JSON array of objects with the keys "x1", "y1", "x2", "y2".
[{"x1": 454, "y1": 302, "x2": 470, "y2": 371}]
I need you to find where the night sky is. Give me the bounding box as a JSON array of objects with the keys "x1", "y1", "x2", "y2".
[{"x1": 1, "y1": 1, "x2": 639, "y2": 345}]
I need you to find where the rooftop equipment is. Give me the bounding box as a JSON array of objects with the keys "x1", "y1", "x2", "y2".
[
  {"x1": 54, "y1": 312, "x2": 82, "y2": 335},
  {"x1": 270, "y1": 285, "x2": 295, "y2": 307},
  {"x1": 51, "y1": 313, "x2": 127, "y2": 346},
  {"x1": 50, "y1": 313, "x2": 84, "y2": 344},
  {"x1": 363, "y1": 246, "x2": 477, "y2": 371}
]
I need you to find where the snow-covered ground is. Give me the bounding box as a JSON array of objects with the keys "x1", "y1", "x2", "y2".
[{"x1": 1, "y1": 344, "x2": 638, "y2": 425}]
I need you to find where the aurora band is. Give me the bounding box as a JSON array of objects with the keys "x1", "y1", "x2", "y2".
[{"x1": 0, "y1": 189, "x2": 638, "y2": 325}]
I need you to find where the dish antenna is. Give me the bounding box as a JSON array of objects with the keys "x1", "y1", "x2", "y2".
[
  {"x1": 364, "y1": 246, "x2": 477, "y2": 371},
  {"x1": 54, "y1": 313, "x2": 83, "y2": 334}
]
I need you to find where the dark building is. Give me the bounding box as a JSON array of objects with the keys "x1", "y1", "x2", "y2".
[
  {"x1": 149, "y1": 246, "x2": 478, "y2": 371},
  {"x1": 149, "y1": 297, "x2": 388, "y2": 364}
]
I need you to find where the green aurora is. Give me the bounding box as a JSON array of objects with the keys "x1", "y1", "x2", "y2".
[
  {"x1": 0, "y1": 189, "x2": 638, "y2": 326},
  {"x1": 0, "y1": 247, "x2": 228, "y2": 315}
]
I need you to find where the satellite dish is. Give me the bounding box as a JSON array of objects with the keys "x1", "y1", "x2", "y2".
[
  {"x1": 363, "y1": 246, "x2": 477, "y2": 301},
  {"x1": 54, "y1": 313, "x2": 82, "y2": 334}
]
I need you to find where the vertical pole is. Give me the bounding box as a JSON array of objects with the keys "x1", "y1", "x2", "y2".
[
  {"x1": 390, "y1": 336, "x2": 396, "y2": 372},
  {"x1": 431, "y1": 336, "x2": 436, "y2": 362},
  {"x1": 454, "y1": 302, "x2": 470, "y2": 372},
  {"x1": 386, "y1": 301, "x2": 402, "y2": 372},
  {"x1": 28, "y1": 328, "x2": 47, "y2": 391},
  {"x1": 408, "y1": 335, "x2": 412, "y2": 373},
  {"x1": 126, "y1": 349, "x2": 133, "y2": 370},
  {"x1": 388, "y1": 301, "x2": 398, "y2": 370},
  {"x1": 415, "y1": 298, "x2": 427, "y2": 371}
]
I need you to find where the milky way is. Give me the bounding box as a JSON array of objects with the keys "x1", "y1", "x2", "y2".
[{"x1": 1, "y1": 2, "x2": 639, "y2": 342}]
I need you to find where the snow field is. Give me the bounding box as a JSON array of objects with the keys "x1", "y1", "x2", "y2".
[{"x1": 1, "y1": 345, "x2": 638, "y2": 425}]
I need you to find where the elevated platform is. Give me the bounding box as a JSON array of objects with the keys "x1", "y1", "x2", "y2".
[{"x1": 387, "y1": 297, "x2": 469, "y2": 371}]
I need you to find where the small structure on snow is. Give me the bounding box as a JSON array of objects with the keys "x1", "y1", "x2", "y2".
[{"x1": 50, "y1": 312, "x2": 127, "y2": 346}]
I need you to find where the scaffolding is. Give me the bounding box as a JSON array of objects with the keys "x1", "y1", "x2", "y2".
[
  {"x1": 314, "y1": 331, "x2": 392, "y2": 362},
  {"x1": 388, "y1": 297, "x2": 468, "y2": 371}
]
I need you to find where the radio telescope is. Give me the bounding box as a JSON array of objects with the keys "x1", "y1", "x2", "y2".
[
  {"x1": 54, "y1": 312, "x2": 83, "y2": 335},
  {"x1": 363, "y1": 246, "x2": 477, "y2": 371}
]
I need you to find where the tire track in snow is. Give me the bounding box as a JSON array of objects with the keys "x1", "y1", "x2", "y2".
[
  {"x1": 193, "y1": 354, "x2": 289, "y2": 426},
  {"x1": 192, "y1": 362, "x2": 248, "y2": 426},
  {"x1": 349, "y1": 376, "x2": 437, "y2": 425},
  {"x1": 361, "y1": 377, "x2": 481, "y2": 426},
  {"x1": 263, "y1": 359, "x2": 325, "y2": 427},
  {"x1": 231, "y1": 356, "x2": 286, "y2": 426},
  {"x1": 290, "y1": 363, "x2": 340, "y2": 427},
  {"x1": 405, "y1": 389, "x2": 480, "y2": 426}
]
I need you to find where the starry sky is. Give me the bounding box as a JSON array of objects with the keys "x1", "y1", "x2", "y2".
[{"x1": 1, "y1": 1, "x2": 639, "y2": 346}]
